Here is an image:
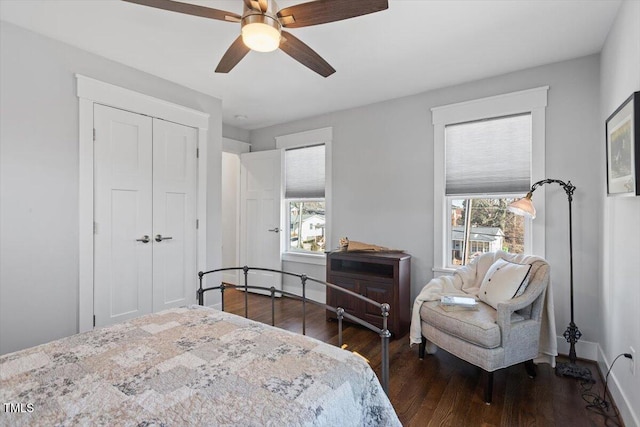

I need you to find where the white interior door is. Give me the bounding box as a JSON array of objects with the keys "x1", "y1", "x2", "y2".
[
  {"x1": 94, "y1": 104, "x2": 153, "y2": 326},
  {"x1": 240, "y1": 150, "x2": 283, "y2": 292},
  {"x1": 94, "y1": 105, "x2": 198, "y2": 327},
  {"x1": 152, "y1": 119, "x2": 197, "y2": 311}
]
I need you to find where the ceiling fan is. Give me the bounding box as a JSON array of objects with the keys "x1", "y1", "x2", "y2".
[{"x1": 122, "y1": 0, "x2": 388, "y2": 77}]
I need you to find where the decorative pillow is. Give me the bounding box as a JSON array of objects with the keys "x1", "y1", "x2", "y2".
[{"x1": 478, "y1": 258, "x2": 532, "y2": 309}]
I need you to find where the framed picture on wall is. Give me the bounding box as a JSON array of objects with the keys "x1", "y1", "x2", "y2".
[{"x1": 606, "y1": 91, "x2": 639, "y2": 196}]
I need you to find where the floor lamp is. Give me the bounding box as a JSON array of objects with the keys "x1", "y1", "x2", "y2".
[{"x1": 508, "y1": 178, "x2": 593, "y2": 382}]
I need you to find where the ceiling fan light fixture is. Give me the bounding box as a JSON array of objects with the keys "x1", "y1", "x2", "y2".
[{"x1": 241, "y1": 14, "x2": 281, "y2": 53}]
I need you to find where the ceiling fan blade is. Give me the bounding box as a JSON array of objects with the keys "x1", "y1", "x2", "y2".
[
  {"x1": 279, "y1": 31, "x2": 335, "y2": 77},
  {"x1": 215, "y1": 36, "x2": 251, "y2": 73},
  {"x1": 122, "y1": 0, "x2": 241, "y2": 22},
  {"x1": 278, "y1": 0, "x2": 388, "y2": 28}
]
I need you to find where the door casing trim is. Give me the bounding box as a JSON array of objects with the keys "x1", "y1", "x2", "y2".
[{"x1": 77, "y1": 74, "x2": 209, "y2": 332}]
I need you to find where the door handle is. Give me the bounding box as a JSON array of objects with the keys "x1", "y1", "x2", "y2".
[
  {"x1": 136, "y1": 235, "x2": 150, "y2": 243},
  {"x1": 155, "y1": 234, "x2": 173, "y2": 242},
  {"x1": 268, "y1": 227, "x2": 280, "y2": 233}
]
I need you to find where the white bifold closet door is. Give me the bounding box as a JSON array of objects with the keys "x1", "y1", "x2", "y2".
[{"x1": 93, "y1": 104, "x2": 197, "y2": 327}]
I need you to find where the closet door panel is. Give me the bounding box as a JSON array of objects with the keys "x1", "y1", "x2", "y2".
[
  {"x1": 94, "y1": 105, "x2": 153, "y2": 327},
  {"x1": 152, "y1": 119, "x2": 198, "y2": 311}
]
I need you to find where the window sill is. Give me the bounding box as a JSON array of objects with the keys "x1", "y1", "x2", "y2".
[
  {"x1": 282, "y1": 251, "x2": 326, "y2": 266},
  {"x1": 432, "y1": 267, "x2": 456, "y2": 277}
]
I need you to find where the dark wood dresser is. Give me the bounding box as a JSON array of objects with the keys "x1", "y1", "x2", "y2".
[{"x1": 325, "y1": 250, "x2": 411, "y2": 337}]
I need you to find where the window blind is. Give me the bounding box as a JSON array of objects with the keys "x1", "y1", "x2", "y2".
[
  {"x1": 445, "y1": 114, "x2": 531, "y2": 195},
  {"x1": 285, "y1": 144, "x2": 325, "y2": 198}
]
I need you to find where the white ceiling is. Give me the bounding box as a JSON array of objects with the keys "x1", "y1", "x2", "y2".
[{"x1": 0, "y1": 0, "x2": 621, "y2": 130}]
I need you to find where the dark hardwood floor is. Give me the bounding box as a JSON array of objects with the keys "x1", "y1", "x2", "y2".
[{"x1": 220, "y1": 289, "x2": 623, "y2": 426}]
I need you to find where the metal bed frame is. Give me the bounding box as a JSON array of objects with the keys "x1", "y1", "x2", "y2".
[{"x1": 198, "y1": 266, "x2": 391, "y2": 394}]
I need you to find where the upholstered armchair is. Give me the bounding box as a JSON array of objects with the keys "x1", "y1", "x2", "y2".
[{"x1": 410, "y1": 251, "x2": 554, "y2": 404}]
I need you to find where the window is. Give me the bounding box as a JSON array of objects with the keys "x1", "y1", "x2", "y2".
[
  {"x1": 432, "y1": 87, "x2": 548, "y2": 272},
  {"x1": 276, "y1": 127, "x2": 332, "y2": 263},
  {"x1": 445, "y1": 114, "x2": 530, "y2": 266},
  {"x1": 285, "y1": 144, "x2": 326, "y2": 254}
]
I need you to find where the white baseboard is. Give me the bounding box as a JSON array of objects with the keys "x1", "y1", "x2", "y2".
[
  {"x1": 597, "y1": 346, "x2": 639, "y2": 427},
  {"x1": 556, "y1": 336, "x2": 599, "y2": 361},
  {"x1": 282, "y1": 284, "x2": 326, "y2": 304},
  {"x1": 222, "y1": 271, "x2": 239, "y2": 285}
]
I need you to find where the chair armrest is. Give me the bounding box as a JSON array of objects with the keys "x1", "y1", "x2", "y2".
[
  {"x1": 495, "y1": 281, "x2": 547, "y2": 345},
  {"x1": 497, "y1": 286, "x2": 542, "y2": 316}
]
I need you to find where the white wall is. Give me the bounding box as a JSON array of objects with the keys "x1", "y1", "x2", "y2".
[
  {"x1": 600, "y1": 1, "x2": 640, "y2": 425},
  {"x1": 282, "y1": 261, "x2": 326, "y2": 303},
  {"x1": 0, "y1": 22, "x2": 223, "y2": 354},
  {"x1": 251, "y1": 54, "x2": 604, "y2": 360},
  {"x1": 223, "y1": 124, "x2": 251, "y2": 143}
]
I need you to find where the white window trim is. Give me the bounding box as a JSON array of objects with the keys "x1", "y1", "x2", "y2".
[
  {"x1": 276, "y1": 127, "x2": 332, "y2": 265},
  {"x1": 432, "y1": 86, "x2": 548, "y2": 273},
  {"x1": 77, "y1": 74, "x2": 209, "y2": 332}
]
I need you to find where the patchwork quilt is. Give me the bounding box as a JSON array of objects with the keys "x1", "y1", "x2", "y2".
[{"x1": 0, "y1": 305, "x2": 400, "y2": 426}]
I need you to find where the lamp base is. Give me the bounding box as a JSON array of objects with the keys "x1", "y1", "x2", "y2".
[{"x1": 555, "y1": 361, "x2": 595, "y2": 383}]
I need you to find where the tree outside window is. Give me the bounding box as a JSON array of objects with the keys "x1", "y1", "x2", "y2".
[{"x1": 450, "y1": 197, "x2": 524, "y2": 265}]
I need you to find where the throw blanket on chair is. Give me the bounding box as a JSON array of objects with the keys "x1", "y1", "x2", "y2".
[{"x1": 409, "y1": 252, "x2": 557, "y2": 366}]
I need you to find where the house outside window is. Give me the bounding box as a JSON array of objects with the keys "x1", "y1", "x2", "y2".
[
  {"x1": 451, "y1": 224, "x2": 505, "y2": 265},
  {"x1": 288, "y1": 200, "x2": 325, "y2": 252},
  {"x1": 432, "y1": 87, "x2": 548, "y2": 272}
]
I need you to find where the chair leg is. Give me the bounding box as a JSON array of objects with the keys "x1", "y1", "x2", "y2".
[
  {"x1": 525, "y1": 359, "x2": 537, "y2": 378},
  {"x1": 484, "y1": 370, "x2": 493, "y2": 405},
  {"x1": 419, "y1": 335, "x2": 426, "y2": 359}
]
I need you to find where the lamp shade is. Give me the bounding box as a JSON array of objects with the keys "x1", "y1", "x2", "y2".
[
  {"x1": 508, "y1": 192, "x2": 536, "y2": 219},
  {"x1": 241, "y1": 15, "x2": 281, "y2": 53}
]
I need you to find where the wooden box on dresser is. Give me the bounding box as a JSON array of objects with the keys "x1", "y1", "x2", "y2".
[{"x1": 325, "y1": 251, "x2": 411, "y2": 337}]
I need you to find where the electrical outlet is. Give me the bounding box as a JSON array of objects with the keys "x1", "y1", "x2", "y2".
[{"x1": 630, "y1": 347, "x2": 636, "y2": 376}]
